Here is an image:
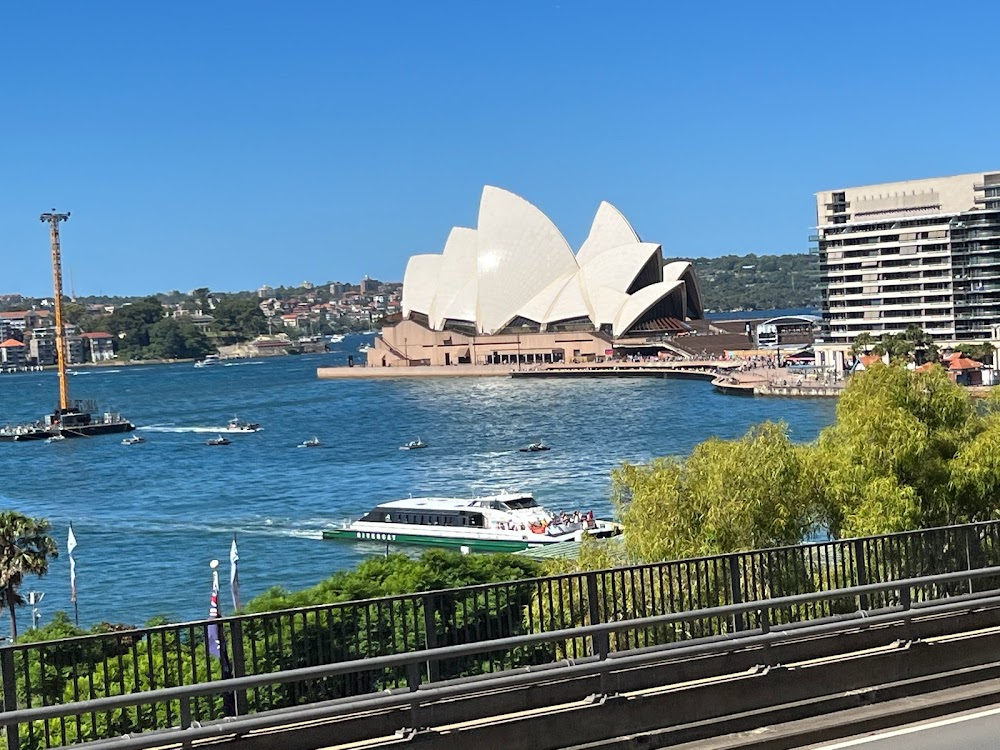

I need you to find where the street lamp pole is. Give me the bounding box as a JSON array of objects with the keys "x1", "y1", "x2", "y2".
[{"x1": 27, "y1": 591, "x2": 44, "y2": 630}]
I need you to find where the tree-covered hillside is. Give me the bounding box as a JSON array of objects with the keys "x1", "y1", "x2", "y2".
[{"x1": 687, "y1": 253, "x2": 819, "y2": 313}]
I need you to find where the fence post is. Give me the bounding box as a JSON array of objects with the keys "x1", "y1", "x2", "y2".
[
  {"x1": 586, "y1": 571, "x2": 602, "y2": 629},
  {"x1": 422, "y1": 594, "x2": 439, "y2": 683},
  {"x1": 853, "y1": 539, "x2": 869, "y2": 611},
  {"x1": 229, "y1": 619, "x2": 249, "y2": 716},
  {"x1": 406, "y1": 662, "x2": 423, "y2": 731},
  {"x1": 966, "y1": 525, "x2": 975, "y2": 595},
  {"x1": 728, "y1": 555, "x2": 744, "y2": 632},
  {"x1": 1, "y1": 647, "x2": 19, "y2": 750}
]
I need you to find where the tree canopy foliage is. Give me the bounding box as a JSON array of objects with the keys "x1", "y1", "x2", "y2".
[
  {"x1": 0, "y1": 511, "x2": 58, "y2": 640},
  {"x1": 691, "y1": 253, "x2": 819, "y2": 312},
  {"x1": 85, "y1": 296, "x2": 215, "y2": 360},
  {"x1": 851, "y1": 325, "x2": 939, "y2": 364},
  {"x1": 211, "y1": 297, "x2": 268, "y2": 343},
  {"x1": 245, "y1": 550, "x2": 543, "y2": 612},
  {"x1": 602, "y1": 363, "x2": 1000, "y2": 566}
]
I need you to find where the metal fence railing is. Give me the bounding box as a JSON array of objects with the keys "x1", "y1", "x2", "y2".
[
  {"x1": 4, "y1": 519, "x2": 1000, "y2": 749},
  {"x1": 6, "y1": 566, "x2": 1000, "y2": 750}
]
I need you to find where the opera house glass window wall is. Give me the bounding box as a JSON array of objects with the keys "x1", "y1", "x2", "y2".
[{"x1": 373, "y1": 186, "x2": 703, "y2": 367}]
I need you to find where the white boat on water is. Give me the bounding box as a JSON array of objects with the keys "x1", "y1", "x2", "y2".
[
  {"x1": 298, "y1": 437, "x2": 321, "y2": 448},
  {"x1": 322, "y1": 491, "x2": 621, "y2": 552},
  {"x1": 194, "y1": 355, "x2": 223, "y2": 368},
  {"x1": 122, "y1": 435, "x2": 146, "y2": 445},
  {"x1": 399, "y1": 438, "x2": 428, "y2": 450},
  {"x1": 221, "y1": 417, "x2": 262, "y2": 433},
  {"x1": 326, "y1": 334, "x2": 345, "y2": 344},
  {"x1": 358, "y1": 343, "x2": 373, "y2": 353}
]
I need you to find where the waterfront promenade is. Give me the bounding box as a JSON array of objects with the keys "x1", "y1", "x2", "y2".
[
  {"x1": 317, "y1": 360, "x2": 738, "y2": 380},
  {"x1": 316, "y1": 359, "x2": 847, "y2": 397}
]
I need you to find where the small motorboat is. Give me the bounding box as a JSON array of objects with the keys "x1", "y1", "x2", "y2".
[
  {"x1": 519, "y1": 441, "x2": 550, "y2": 453},
  {"x1": 121, "y1": 435, "x2": 146, "y2": 445},
  {"x1": 298, "y1": 437, "x2": 321, "y2": 448},
  {"x1": 223, "y1": 417, "x2": 261, "y2": 433},
  {"x1": 206, "y1": 435, "x2": 231, "y2": 446},
  {"x1": 46, "y1": 434, "x2": 66, "y2": 443},
  {"x1": 399, "y1": 438, "x2": 428, "y2": 450}
]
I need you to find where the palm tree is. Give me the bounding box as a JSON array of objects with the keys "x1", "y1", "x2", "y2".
[
  {"x1": 851, "y1": 332, "x2": 874, "y2": 356},
  {"x1": 0, "y1": 512, "x2": 58, "y2": 641}
]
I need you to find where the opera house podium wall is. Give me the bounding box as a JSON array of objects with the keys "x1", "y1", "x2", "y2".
[
  {"x1": 368, "y1": 185, "x2": 704, "y2": 369},
  {"x1": 368, "y1": 319, "x2": 614, "y2": 368}
]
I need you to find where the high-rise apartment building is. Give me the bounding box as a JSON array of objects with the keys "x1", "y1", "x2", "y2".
[{"x1": 814, "y1": 171, "x2": 1000, "y2": 371}]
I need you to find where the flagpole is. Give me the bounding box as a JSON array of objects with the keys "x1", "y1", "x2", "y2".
[{"x1": 208, "y1": 559, "x2": 237, "y2": 717}]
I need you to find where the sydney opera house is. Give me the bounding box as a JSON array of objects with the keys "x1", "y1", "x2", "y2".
[{"x1": 368, "y1": 186, "x2": 703, "y2": 367}]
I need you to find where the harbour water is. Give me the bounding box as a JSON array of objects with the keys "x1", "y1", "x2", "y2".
[{"x1": 0, "y1": 335, "x2": 837, "y2": 629}]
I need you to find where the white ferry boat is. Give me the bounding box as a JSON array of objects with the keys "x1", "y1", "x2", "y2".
[{"x1": 322, "y1": 492, "x2": 621, "y2": 552}]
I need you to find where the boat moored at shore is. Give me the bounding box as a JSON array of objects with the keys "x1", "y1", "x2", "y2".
[{"x1": 322, "y1": 492, "x2": 621, "y2": 552}]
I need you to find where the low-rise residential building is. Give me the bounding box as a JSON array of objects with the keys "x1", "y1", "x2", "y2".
[
  {"x1": 80, "y1": 332, "x2": 116, "y2": 361},
  {"x1": 28, "y1": 326, "x2": 85, "y2": 365},
  {"x1": 0, "y1": 338, "x2": 26, "y2": 368},
  {"x1": 0, "y1": 310, "x2": 41, "y2": 335}
]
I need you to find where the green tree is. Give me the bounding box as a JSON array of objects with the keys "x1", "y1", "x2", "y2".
[
  {"x1": 106, "y1": 297, "x2": 166, "y2": 358},
  {"x1": 871, "y1": 333, "x2": 914, "y2": 361},
  {"x1": 958, "y1": 342, "x2": 995, "y2": 364},
  {"x1": 191, "y1": 287, "x2": 212, "y2": 312},
  {"x1": 245, "y1": 550, "x2": 542, "y2": 612},
  {"x1": 147, "y1": 319, "x2": 215, "y2": 359},
  {"x1": 62, "y1": 302, "x2": 87, "y2": 325},
  {"x1": 805, "y1": 363, "x2": 977, "y2": 536},
  {"x1": 212, "y1": 297, "x2": 267, "y2": 342},
  {"x1": 851, "y1": 332, "x2": 875, "y2": 356},
  {"x1": 610, "y1": 421, "x2": 814, "y2": 562},
  {"x1": 902, "y1": 324, "x2": 939, "y2": 364},
  {"x1": 0, "y1": 512, "x2": 58, "y2": 640}
]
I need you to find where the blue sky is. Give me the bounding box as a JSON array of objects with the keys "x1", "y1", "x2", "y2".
[{"x1": 2, "y1": 1, "x2": 998, "y2": 297}]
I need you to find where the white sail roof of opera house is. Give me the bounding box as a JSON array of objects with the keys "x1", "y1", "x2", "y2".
[{"x1": 401, "y1": 186, "x2": 703, "y2": 337}]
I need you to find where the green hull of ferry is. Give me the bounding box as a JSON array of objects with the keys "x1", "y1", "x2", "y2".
[{"x1": 322, "y1": 528, "x2": 544, "y2": 553}]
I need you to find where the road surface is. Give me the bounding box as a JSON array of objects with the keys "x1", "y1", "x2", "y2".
[{"x1": 804, "y1": 704, "x2": 1000, "y2": 749}]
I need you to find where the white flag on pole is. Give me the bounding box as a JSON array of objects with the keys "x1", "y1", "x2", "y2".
[
  {"x1": 230, "y1": 535, "x2": 240, "y2": 611},
  {"x1": 67, "y1": 524, "x2": 78, "y2": 604}
]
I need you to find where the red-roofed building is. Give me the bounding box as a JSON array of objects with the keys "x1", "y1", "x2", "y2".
[
  {"x1": 851, "y1": 354, "x2": 885, "y2": 372},
  {"x1": 0, "y1": 338, "x2": 26, "y2": 368},
  {"x1": 80, "y1": 332, "x2": 116, "y2": 362},
  {"x1": 947, "y1": 356, "x2": 984, "y2": 386},
  {"x1": 0, "y1": 310, "x2": 40, "y2": 339}
]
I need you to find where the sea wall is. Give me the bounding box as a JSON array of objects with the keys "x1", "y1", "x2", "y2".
[{"x1": 317, "y1": 364, "x2": 514, "y2": 379}]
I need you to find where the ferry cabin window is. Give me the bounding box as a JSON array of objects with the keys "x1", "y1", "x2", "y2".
[{"x1": 502, "y1": 496, "x2": 538, "y2": 510}]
